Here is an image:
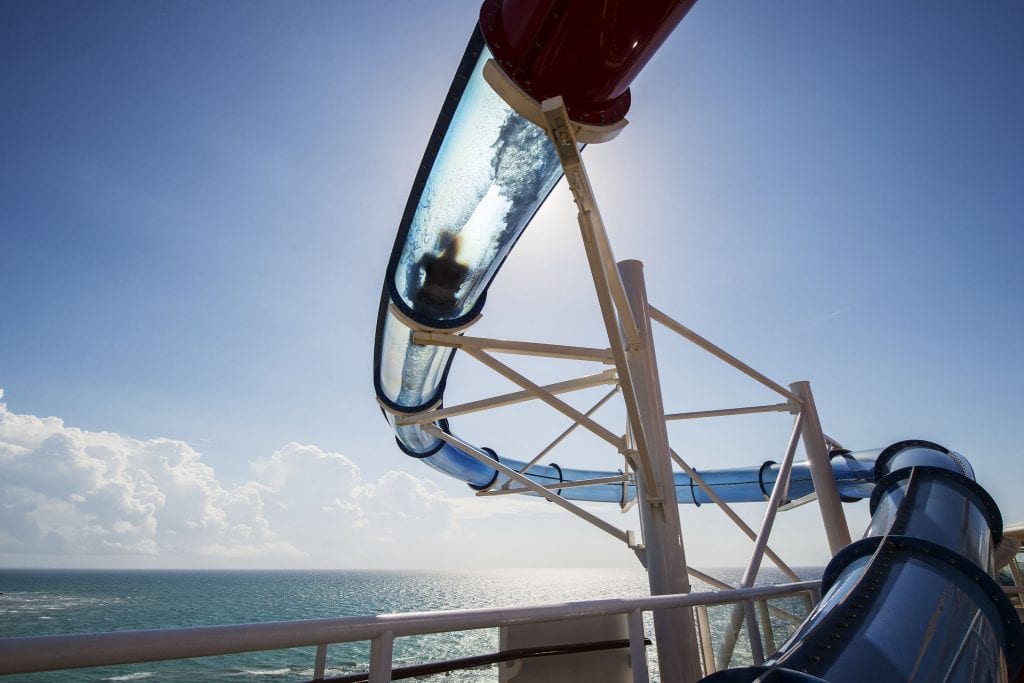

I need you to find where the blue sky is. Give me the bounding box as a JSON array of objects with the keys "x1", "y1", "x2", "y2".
[{"x1": 1, "y1": 1, "x2": 1022, "y2": 570}]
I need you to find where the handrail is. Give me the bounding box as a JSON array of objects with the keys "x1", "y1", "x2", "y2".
[{"x1": 0, "y1": 580, "x2": 820, "y2": 678}]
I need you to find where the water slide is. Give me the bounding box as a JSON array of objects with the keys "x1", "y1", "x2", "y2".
[
  {"x1": 374, "y1": 3, "x2": 1024, "y2": 679},
  {"x1": 373, "y1": 14, "x2": 879, "y2": 507},
  {"x1": 700, "y1": 441, "x2": 1024, "y2": 682}
]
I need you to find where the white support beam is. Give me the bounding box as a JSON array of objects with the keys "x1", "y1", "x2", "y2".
[
  {"x1": 791, "y1": 381, "x2": 852, "y2": 555},
  {"x1": 649, "y1": 306, "x2": 802, "y2": 405},
  {"x1": 413, "y1": 331, "x2": 614, "y2": 364},
  {"x1": 824, "y1": 433, "x2": 845, "y2": 450},
  {"x1": 463, "y1": 348, "x2": 624, "y2": 450},
  {"x1": 541, "y1": 98, "x2": 640, "y2": 348},
  {"x1": 665, "y1": 403, "x2": 791, "y2": 421},
  {"x1": 778, "y1": 492, "x2": 818, "y2": 512},
  {"x1": 423, "y1": 425, "x2": 630, "y2": 544},
  {"x1": 718, "y1": 413, "x2": 804, "y2": 670},
  {"x1": 510, "y1": 387, "x2": 620, "y2": 483},
  {"x1": 627, "y1": 609, "x2": 650, "y2": 683},
  {"x1": 475, "y1": 475, "x2": 626, "y2": 497},
  {"x1": 539, "y1": 97, "x2": 659, "y2": 495},
  {"x1": 395, "y1": 370, "x2": 617, "y2": 426},
  {"x1": 669, "y1": 448, "x2": 801, "y2": 583}
]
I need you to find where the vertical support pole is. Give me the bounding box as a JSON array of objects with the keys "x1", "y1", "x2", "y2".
[
  {"x1": 368, "y1": 632, "x2": 393, "y2": 683},
  {"x1": 790, "y1": 381, "x2": 851, "y2": 555},
  {"x1": 620, "y1": 260, "x2": 703, "y2": 683}
]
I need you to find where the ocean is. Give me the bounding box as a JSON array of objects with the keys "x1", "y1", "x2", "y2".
[{"x1": 0, "y1": 568, "x2": 820, "y2": 682}]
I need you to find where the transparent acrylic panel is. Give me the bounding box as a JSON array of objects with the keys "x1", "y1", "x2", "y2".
[
  {"x1": 379, "y1": 306, "x2": 452, "y2": 409},
  {"x1": 423, "y1": 442, "x2": 501, "y2": 490},
  {"x1": 383, "y1": 411, "x2": 443, "y2": 455},
  {"x1": 392, "y1": 46, "x2": 563, "y2": 322}
]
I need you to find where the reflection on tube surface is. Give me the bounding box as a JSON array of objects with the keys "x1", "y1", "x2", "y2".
[
  {"x1": 380, "y1": 307, "x2": 452, "y2": 408},
  {"x1": 393, "y1": 47, "x2": 563, "y2": 322}
]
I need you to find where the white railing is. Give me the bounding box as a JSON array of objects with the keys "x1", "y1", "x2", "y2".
[{"x1": 0, "y1": 580, "x2": 820, "y2": 682}]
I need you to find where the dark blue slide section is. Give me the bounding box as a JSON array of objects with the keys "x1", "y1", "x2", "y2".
[{"x1": 702, "y1": 440, "x2": 1024, "y2": 683}]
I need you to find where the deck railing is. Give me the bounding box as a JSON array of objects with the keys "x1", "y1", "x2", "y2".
[{"x1": 0, "y1": 580, "x2": 820, "y2": 682}]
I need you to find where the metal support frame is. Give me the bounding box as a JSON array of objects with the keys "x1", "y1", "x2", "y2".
[
  {"x1": 791, "y1": 381, "x2": 851, "y2": 554},
  {"x1": 384, "y1": 84, "x2": 850, "y2": 683},
  {"x1": 665, "y1": 403, "x2": 792, "y2": 421},
  {"x1": 464, "y1": 348, "x2": 624, "y2": 449},
  {"x1": 669, "y1": 448, "x2": 801, "y2": 583},
  {"x1": 510, "y1": 387, "x2": 620, "y2": 481},
  {"x1": 649, "y1": 307, "x2": 802, "y2": 405},
  {"x1": 479, "y1": 474, "x2": 628, "y2": 497},
  {"x1": 423, "y1": 425, "x2": 630, "y2": 544},
  {"x1": 618, "y1": 260, "x2": 704, "y2": 683},
  {"x1": 716, "y1": 414, "x2": 804, "y2": 669},
  {"x1": 396, "y1": 370, "x2": 617, "y2": 425},
  {"x1": 412, "y1": 331, "x2": 614, "y2": 364}
]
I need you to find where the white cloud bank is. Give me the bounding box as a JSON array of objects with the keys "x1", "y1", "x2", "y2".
[{"x1": 0, "y1": 389, "x2": 538, "y2": 568}]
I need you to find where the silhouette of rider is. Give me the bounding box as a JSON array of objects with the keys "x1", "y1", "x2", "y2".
[{"x1": 416, "y1": 232, "x2": 467, "y2": 318}]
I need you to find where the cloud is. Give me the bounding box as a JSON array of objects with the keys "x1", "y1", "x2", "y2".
[{"x1": 0, "y1": 389, "x2": 501, "y2": 566}]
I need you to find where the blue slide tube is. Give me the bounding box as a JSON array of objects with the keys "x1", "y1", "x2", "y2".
[{"x1": 702, "y1": 440, "x2": 1024, "y2": 682}]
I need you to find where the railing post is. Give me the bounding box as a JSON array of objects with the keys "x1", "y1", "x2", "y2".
[
  {"x1": 368, "y1": 632, "x2": 394, "y2": 683},
  {"x1": 790, "y1": 381, "x2": 851, "y2": 555},
  {"x1": 313, "y1": 643, "x2": 328, "y2": 680},
  {"x1": 696, "y1": 605, "x2": 715, "y2": 676},
  {"x1": 628, "y1": 609, "x2": 651, "y2": 683}
]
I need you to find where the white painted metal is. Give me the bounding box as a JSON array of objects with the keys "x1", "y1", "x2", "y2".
[
  {"x1": 395, "y1": 370, "x2": 618, "y2": 425},
  {"x1": 665, "y1": 403, "x2": 792, "y2": 421},
  {"x1": 790, "y1": 381, "x2": 852, "y2": 554},
  {"x1": 756, "y1": 600, "x2": 776, "y2": 653},
  {"x1": 508, "y1": 387, "x2": 620, "y2": 482},
  {"x1": 368, "y1": 632, "x2": 393, "y2": 683},
  {"x1": 627, "y1": 610, "x2": 651, "y2": 683},
  {"x1": 422, "y1": 425, "x2": 630, "y2": 543},
  {"x1": 540, "y1": 97, "x2": 640, "y2": 349},
  {"x1": 777, "y1": 492, "x2": 818, "y2": 512},
  {"x1": 743, "y1": 414, "x2": 804, "y2": 583},
  {"x1": 668, "y1": 448, "x2": 801, "y2": 582},
  {"x1": 0, "y1": 581, "x2": 821, "y2": 676},
  {"x1": 717, "y1": 414, "x2": 804, "y2": 670},
  {"x1": 696, "y1": 605, "x2": 716, "y2": 675},
  {"x1": 314, "y1": 643, "x2": 327, "y2": 680},
  {"x1": 648, "y1": 306, "x2": 802, "y2": 405},
  {"x1": 619, "y1": 260, "x2": 703, "y2": 683},
  {"x1": 479, "y1": 474, "x2": 629, "y2": 497},
  {"x1": 824, "y1": 433, "x2": 845, "y2": 450},
  {"x1": 482, "y1": 59, "x2": 628, "y2": 145},
  {"x1": 464, "y1": 348, "x2": 625, "y2": 449},
  {"x1": 413, "y1": 331, "x2": 615, "y2": 364}
]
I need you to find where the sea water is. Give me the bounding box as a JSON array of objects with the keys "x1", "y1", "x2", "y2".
[{"x1": 0, "y1": 568, "x2": 820, "y2": 682}]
